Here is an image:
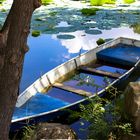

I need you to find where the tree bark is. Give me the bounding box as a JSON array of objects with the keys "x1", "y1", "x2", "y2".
[{"x1": 0, "y1": 0, "x2": 41, "y2": 139}]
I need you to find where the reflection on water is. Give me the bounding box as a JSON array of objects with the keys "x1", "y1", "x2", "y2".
[
  {"x1": 20, "y1": 34, "x2": 85, "y2": 92},
  {"x1": 21, "y1": 25, "x2": 140, "y2": 92}
]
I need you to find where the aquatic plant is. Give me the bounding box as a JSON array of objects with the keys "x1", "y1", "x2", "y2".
[
  {"x1": 81, "y1": 8, "x2": 100, "y2": 16},
  {"x1": 90, "y1": 0, "x2": 104, "y2": 6},
  {"x1": 96, "y1": 38, "x2": 105, "y2": 45},
  {"x1": 41, "y1": 0, "x2": 53, "y2": 5},
  {"x1": 105, "y1": 0, "x2": 116, "y2": 4},
  {"x1": 57, "y1": 34, "x2": 75, "y2": 40},
  {"x1": 123, "y1": 0, "x2": 135, "y2": 4},
  {"x1": 0, "y1": 0, "x2": 5, "y2": 4},
  {"x1": 31, "y1": 30, "x2": 41, "y2": 37},
  {"x1": 90, "y1": 0, "x2": 115, "y2": 6},
  {"x1": 85, "y1": 29, "x2": 102, "y2": 35}
]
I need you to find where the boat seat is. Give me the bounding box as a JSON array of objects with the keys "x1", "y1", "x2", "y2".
[
  {"x1": 80, "y1": 66, "x2": 121, "y2": 79},
  {"x1": 53, "y1": 82, "x2": 92, "y2": 97},
  {"x1": 96, "y1": 44, "x2": 140, "y2": 67}
]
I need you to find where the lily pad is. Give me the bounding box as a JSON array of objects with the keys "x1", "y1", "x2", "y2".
[
  {"x1": 31, "y1": 30, "x2": 41, "y2": 37},
  {"x1": 105, "y1": 38, "x2": 114, "y2": 42},
  {"x1": 57, "y1": 34, "x2": 75, "y2": 40},
  {"x1": 85, "y1": 29, "x2": 102, "y2": 35}
]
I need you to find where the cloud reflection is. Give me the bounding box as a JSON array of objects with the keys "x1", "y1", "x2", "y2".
[{"x1": 52, "y1": 27, "x2": 140, "y2": 54}]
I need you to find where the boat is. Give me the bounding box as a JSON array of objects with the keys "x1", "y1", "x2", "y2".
[{"x1": 11, "y1": 37, "x2": 140, "y2": 131}]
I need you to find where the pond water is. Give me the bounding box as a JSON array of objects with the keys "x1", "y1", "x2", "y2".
[
  {"x1": 22, "y1": 29, "x2": 140, "y2": 92},
  {"x1": 0, "y1": 3, "x2": 140, "y2": 92},
  {"x1": 19, "y1": 6, "x2": 140, "y2": 92}
]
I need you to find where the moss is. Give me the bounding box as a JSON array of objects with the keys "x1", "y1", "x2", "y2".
[
  {"x1": 96, "y1": 38, "x2": 105, "y2": 45},
  {"x1": 81, "y1": 8, "x2": 100, "y2": 16},
  {"x1": 31, "y1": 30, "x2": 41, "y2": 37}
]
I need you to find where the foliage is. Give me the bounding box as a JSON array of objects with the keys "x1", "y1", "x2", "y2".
[
  {"x1": 96, "y1": 38, "x2": 105, "y2": 45},
  {"x1": 70, "y1": 76, "x2": 133, "y2": 139},
  {"x1": 123, "y1": 0, "x2": 135, "y2": 4},
  {"x1": 21, "y1": 125, "x2": 35, "y2": 140},
  {"x1": 81, "y1": 8, "x2": 100, "y2": 16},
  {"x1": 41, "y1": 0, "x2": 53, "y2": 5},
  {"x1": 31, "y1": 30, "x2": 41, "y2": 37}
]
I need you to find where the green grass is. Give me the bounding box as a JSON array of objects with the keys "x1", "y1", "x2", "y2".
[{"x1": 81, "y1": 8, "x2": 100, "y2": 16}]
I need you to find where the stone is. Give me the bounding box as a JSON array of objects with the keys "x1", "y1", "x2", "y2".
[
  {"x1": 124, "y1": 82, "x2": 140, "y2": 117},
  {"x1": 122, "y1": 134, "x2": 140, "y2": 140},
  {"x1": 30, "y1": 123, "x2": 77, "y2": 140},
  {"x1": 124, "y1": 81, "x2": 140, "y2": 132}
]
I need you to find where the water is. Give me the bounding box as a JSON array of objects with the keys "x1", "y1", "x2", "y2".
[
  {"x1": 21, "y1": 26, "x2": 140, "y2": 92},
  {"x1": 21, "y1": 34, "x2": 84, "y2": 92},
  {"x1": 1, "y1": 4, "x2": 140, "y2": 92}
]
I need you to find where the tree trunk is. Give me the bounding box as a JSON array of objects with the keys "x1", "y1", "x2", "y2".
[{"x1": 0, "y1": 0, "x2": 41, "y2": 139}]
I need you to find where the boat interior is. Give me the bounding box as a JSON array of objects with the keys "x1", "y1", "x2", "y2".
[{"x1": 13, "y1": 42, "x2": 140, "y2": 120}]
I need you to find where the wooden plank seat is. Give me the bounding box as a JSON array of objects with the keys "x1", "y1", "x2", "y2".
[
  {"x1": 53, "y1": 83, "x2": 92, "y2": 97},
  {"x1": 79, "y1": 66, "x2": 121, "y2": 79}
]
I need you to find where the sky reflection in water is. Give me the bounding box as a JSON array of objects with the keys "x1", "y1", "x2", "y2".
[{"x1": 20, "y1": 26, "x2": 140, "y2": 92}]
